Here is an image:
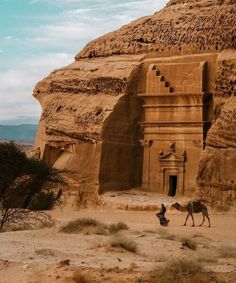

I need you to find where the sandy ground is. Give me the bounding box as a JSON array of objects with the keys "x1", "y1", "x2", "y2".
[{"x1": 0, "y1": 193, "x2": 236, "y2": 282}]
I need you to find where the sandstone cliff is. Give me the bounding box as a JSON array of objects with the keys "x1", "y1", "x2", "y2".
[
  {"x1": 33, "y1": 0, "x2": 236, "y2": 206},
  {"x1": 34, "y1": 56, "x2": 144, "y2": 204},
  {"x1": 77, "y1": 0, "x2": 236, "y2": 59}
]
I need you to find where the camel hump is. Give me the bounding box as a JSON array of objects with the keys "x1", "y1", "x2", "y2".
[{"x1": 187, "y1": 201, "x2": 207, "y2": 213}]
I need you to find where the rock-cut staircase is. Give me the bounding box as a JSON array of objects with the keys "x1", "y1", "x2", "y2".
[{"x1": 146, "y1": 64, "x2": 174, "y2": 94}]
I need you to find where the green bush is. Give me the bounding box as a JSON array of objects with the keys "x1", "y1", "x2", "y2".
[{"x1": 0, "y1": 142, "x2": 63, "y2": 229}]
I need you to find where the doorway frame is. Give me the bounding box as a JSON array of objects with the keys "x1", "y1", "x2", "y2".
[{"x1": 159, "y1": 151, "x2": 186, "y2": 196}]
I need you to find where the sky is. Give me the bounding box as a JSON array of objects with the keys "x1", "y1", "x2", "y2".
[{"x1": 0, "y1": 0, "x2": 167, "y2": 124}]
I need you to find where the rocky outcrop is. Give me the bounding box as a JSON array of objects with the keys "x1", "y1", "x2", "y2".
[
  {"x1": 34, "y1": 0, "x2": 236, "y2": 206},
  {"x1": 196, "y1": 50, "x2": 236, "y2": 205},
  {"x1": 34, "y1": 56, "x2": 144, "y2": 203},
  {"x1": 197, "y1": 96, "x2": 236, "y2": 205},
  {"x1": 77, "y1": 0, "x2": 236, "y2": 59}
]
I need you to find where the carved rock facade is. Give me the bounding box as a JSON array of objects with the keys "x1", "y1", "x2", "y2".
[{"x1": 34, "y1": 0, "x2": 236, "y2": 205}]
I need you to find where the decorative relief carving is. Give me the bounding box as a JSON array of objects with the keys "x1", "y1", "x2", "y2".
[
  {"x1": 159, "y1": 142, "x2": 187, "y2": 162},
  {"x1": 139, "y1": 139, "x2": 153, "y2": 148}
]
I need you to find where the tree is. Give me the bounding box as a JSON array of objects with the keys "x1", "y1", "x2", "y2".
[{"x1": 0, "y1": 142, "x2": 63, "y2": 229}]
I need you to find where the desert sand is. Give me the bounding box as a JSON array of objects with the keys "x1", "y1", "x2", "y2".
[{"x1": 0, "y1": 192, "x2": 235, "y2": 283}]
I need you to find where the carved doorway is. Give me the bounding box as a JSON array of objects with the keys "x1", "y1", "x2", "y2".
[
  {"x1": 159, "y1": 143, "x2": 187, "y2": 196},
  {"x1": 169, "y1": 175, "x2": 178, "y2": 196}
]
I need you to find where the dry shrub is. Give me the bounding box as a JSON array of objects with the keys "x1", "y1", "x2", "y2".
[
  {"x1": 143, "y1": 230, "x2": 157, "y2": 234},
  {"x1": 214, "y1": 204, "x2": 231, "y2": 213},
  {"x1": 83, "y1": 225, "x2": 108, "y2": 236},
  {"x1": 217, "y1": 244, "x2": 236, "y2": 258},
  {"x1": 109, "y1": 235, "x2": 137, "y2": 253},
  {"x1": 60, "y1": 218, "x2": 129, "y2": 236},
  {"x1": 1, "y1": 223, "x2": 32, "y2": 232},
  {"x1": 192, "y1": 233, "x2": 204, "y2": 238},
  {"x1": 181, "y1": 237, "x2": 197, "y2": 250},
  {"x1": 156, "y1": 255, "x2": 168, "y2": 262},
  {"x1": 108, "y1": 222, "x2": 128, "y2": 234},
  {"x1": 157, "y1": 228, "x2": 176, "y2": 241},
  {"x1": 197, "y1": 253, "x2": 218, "y2": 263},
  {"x1": 60, "y1": 218, "x2": 107, "y2": 234},
  {"x1": 35, "y1": 248, "x2": 55, "y2": 257},
  {"x1": 0, "y1": 210, "x2": 55, "y2": 232},
  {"x1": 73, "y1": 269, "x2": 91, "y2": 283},
  {"x1": 143, "y1": 258, "x2": 218, "y2": 283}
]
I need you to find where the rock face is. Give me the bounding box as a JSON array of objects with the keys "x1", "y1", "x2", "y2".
[
  {"x1": 34, "y1": 0, "x2": 236, "y2": 205},
  {"x1": 34, "y1": 56, "x2": 144, "y2": 203},
  {"x1": 197, "y1": 96, "x2": 236, "y2": 205},
  {"x1": 77, "y1": 0, "x2": 236, "y2": 59}
]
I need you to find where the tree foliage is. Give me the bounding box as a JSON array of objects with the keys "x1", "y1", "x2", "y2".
[{"x1": 0, "y1": 142, "x2": 63, "y2": 229}]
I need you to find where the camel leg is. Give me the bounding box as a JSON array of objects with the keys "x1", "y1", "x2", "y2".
[
  {"x1": 205, "y1": 211, "x2": 211, "y2": 227},
  {"x1": 199, "y1": 212, "x2": 205, "y2": 226},
  {"x1": 190, "y1": 213, "x2": 195, "y2": 227},
  {"x1": 184, "y1": 213, "x2": 190, "y2": 226}
]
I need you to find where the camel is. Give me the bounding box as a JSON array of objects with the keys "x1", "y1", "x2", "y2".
[{"x1": 172, "y1": 201, "x2": 210, "y2": 227}]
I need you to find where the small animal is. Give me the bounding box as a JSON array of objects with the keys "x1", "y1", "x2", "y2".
[
  {"x1": 156, "y1": 204, "x2": 169, "y2": 226},
  {"x1": 172, "y1": 201, "x2": 210, "y2": 227}
]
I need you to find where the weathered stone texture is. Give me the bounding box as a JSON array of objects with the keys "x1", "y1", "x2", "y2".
[
  {"x1": 197, "y1": 97, "x2": 236, "y2": 204},
  {"x1": 33, "y1": 0, "x2": 236, "y2": 205},
  {"x1": 77, "y1": 0, "x2": 236, "y2": 59},
  {"x1": 34, "y1": 56, "x2": 144, "y2": 200}
]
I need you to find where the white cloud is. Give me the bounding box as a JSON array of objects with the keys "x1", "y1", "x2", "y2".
[
  {"x1": 30, "y1": 0, "x2": 39, "y2": 4},
  {"x1": 0, "y1": 52, "x2": 73, "y2": 121},
  {"x1": 1, "y1": 0, "x2": 168, "y2": 122},
  {"x1": 27, "y1": 0, "x2": 168, "y2": 51},
  {"x1": 5, "y1": 35, "x2": 13, "y2": 40}
]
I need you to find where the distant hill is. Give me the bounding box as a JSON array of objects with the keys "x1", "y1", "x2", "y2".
[{"x1": 0, "y1": 124, "x2": 37, "y2": 143}]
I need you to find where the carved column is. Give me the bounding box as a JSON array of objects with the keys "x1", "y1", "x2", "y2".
[{"x1": 140, "y1": 140, "x2": 153, "y2": 189}]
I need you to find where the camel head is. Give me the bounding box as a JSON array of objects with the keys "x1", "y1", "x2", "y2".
[{"x1": 171, "y1": 202, "x2": 182, "y2": 210}]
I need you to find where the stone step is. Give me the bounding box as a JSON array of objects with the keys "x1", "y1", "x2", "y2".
[
  {"x1": 156, "y1": 75, "x2": 165, "y2": 81},
  {"x1": 164, "y1": 81, "x2": 169, "y2": 87},
  {"x1": 148, "y1": 67, "x2": 174, "y2": 94}
]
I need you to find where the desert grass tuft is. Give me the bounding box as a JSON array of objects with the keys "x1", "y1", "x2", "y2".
[
  {"x1": 143, "y1": 229, "x2": 157, "y2": 234},
  {"x1": 157, "y1": 228, "x2": 176, "y2": 241},
  {"x1": 192, "y1": 233, "x2": 204, "y2": 238},
  {"x1": 140, "y1": 258, "x2": 218, "y2": 283},
  {"x1": 197, "y1": 253, "x2": 218, "y2": 263},
  {"x1": 35, "y1": 248, "x2": 55, "y2": 257},
  {"x1": 108, "y1": 222, "x2": 128, "y2": 234},
  {"x1": 60, "y1": 218, "x2": 107, "y2": 234},
  {"x1": 216, "y1": 244, "x2": 236, "y2": 258},
  {"x1": 73, "y1": 269, "x2": 91, "y2": 283},
  {"x1": 109, "y1": 235, "x2": 137, "y2": 253},
  {"x1": 60, "y1": 218, "x2": 129, "y2": 236},
  {"x1": 181, "y1": 237, "x2": 197, "y2": 250}
]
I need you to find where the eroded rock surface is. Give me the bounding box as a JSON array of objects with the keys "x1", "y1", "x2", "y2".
[
  {"x1": 197, "y1": 97, "x2": 236, "y2": 205},
  {"x1": 34, "y1": 56, "x2": 144, "y2": 203},
  {"x1": 77, "y1": 0, "x2": 236, "y2": 59},
  {"x1": 33, "y1": 0, "x2": 236, "y2": 205}
]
